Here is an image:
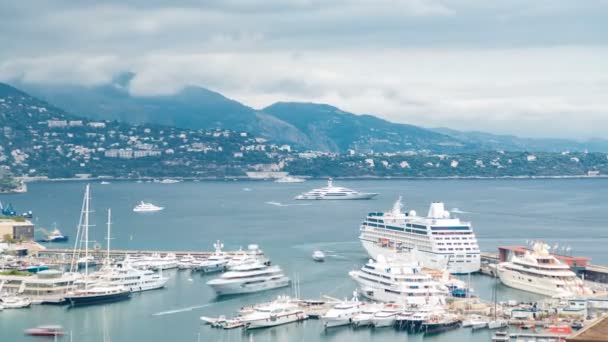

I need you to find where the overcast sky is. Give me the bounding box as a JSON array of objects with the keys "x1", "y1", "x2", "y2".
[{"x1": 1, "y1": 1, "x2": 607, "y2": 139}]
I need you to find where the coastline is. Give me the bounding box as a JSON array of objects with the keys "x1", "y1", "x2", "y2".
[{"x1": 14, "y1": 174, "x2": 608, "y2": 184}]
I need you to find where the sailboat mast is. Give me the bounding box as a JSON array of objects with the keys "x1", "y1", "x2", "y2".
[
  {"x1": 84, "y1": 184, "x2": 90, "y2": 286},
  {"x1": 106, "y1": 208, "x2": 112, "y2": 264}
]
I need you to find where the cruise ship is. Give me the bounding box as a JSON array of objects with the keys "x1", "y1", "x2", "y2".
[
  {"x1": 295, "y1": 179, "x2": 377, "y2": 200},
  {"x1": 349, "y1": 255, "x2": 447, "y2": 306},
  {"x1": 206, "y1": 262, "x2": 290, "y2": 295},
  {"x1": 496, "y1": 242, "x2": 593, "y2": 298},
  {"x1": 359, "y1": 198, "x2": 480, "y2": 274}
]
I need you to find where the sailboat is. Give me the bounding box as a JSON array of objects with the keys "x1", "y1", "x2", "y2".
[
  {"x1": 65, "y1": 185, "x2": 132, "y2": 307},
  {"x1": 487, "y1": 275, "x2": 507, "y2": 329}
]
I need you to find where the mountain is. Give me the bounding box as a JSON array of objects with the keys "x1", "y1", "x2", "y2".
[
  {"x1": 18, "y1": 75, "x2": 312, "y2": 148},
  {"x1": 262, "y1": 102, "x2": 466, "y2": 152},
  {"x1": 434, "y1": 128, "x2": 608, "y2": 153},
  {"x1": 14, "y1": 75, "x2": 608, "y2": 153}
]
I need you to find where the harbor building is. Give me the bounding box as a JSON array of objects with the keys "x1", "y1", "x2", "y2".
[{"x1": 0, "y1": 218, "x2": 35, "y2": 241}]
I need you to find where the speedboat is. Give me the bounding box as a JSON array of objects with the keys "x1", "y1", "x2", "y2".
[
  {"x1": 321, "y1": 292, "x2": 363, "y2": 329},
  {"x1": 241, "y1": 296, "x2": 307, "y2": 329},
  {"x1": 25, "y1": 325, "x2": 65, "y2": 337},
  {"x1": 0, "y1": 296, "x2": 32, "y2": 309},
  {"x1": 206, "y1": 262, "x2": 290, "y2": 296},
  {"x1": 312, "y1": 250, "x2": 325, "y2": 262},
  {"x1": 487, "y1": 319, "x2": 508, "y2": 329},
  {"x1": 295, "y1": 179, "x2": 377, "y2": 200},
  {"x1": 160, "y1": 179, "x2": 180, "y2": 184},
  {"x1": 133, "y1": 201, "x2": 164, "y2": 212}
]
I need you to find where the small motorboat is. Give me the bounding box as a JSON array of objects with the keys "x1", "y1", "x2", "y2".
[
  {"x1": 40, "y1": 227, "x2": 69, "y2": 243},
  {"x1": 25, "y1": 325, "x2": 65, "y2": 337},
  {"x1": 312, "y1": 250, "x2": 325, "y2": 262},
  {"x1": 492, "y1": 330, "x2": 509, "y2": 342}
]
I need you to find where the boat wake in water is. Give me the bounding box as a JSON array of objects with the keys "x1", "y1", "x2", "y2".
[{"x1": 451, "y1": 208, "x2": 472, "y2": 214}]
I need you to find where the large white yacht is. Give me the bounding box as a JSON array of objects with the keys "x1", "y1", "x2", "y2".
[
  {"x1": 193, "y1": 241, "x2": 231, "y2": 273},
  {"x1": 133, "y1": 201, "x2": 164, "y2": 212},
  {"x1": 359, "y1": 198, "x2": 480, "y2": 274},
  {"x1": 0, "y1": 270, "x2": 81, "y2": 304},
  {"x1": 206, "y1": 262, "x2": 290, "y2": 295},
  {"x1": 321, "y1": 293, "x2": 363, "y2": 328},
  {"x1": 295, "y1": 179, "x2": 377, "y2": 200},
  {"x1": 496, "y1": 242, "x2": 593, "y2": 298},
  {"x1": 349, "y1": 255, "x2": 447, "y2": 306},
  {"x1": 92, "y1": 260, "x2": 169, "y2": 293},
  {"x1": 241, "y1": 296, "x2": 307, "y2": 329}
]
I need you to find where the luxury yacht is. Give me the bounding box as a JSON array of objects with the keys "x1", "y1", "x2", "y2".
[
  {"x1": 372, "y1": 305, "x2": 402, "y2": 328},
  {"x1": 359, "y1": 198, "x2": 481, "y2": 274},
  {"x1": 206, "y1": 262, "x2": 290, "y2": 295},
  {"x1": 133, "y1": 201, "x2": 164, "y2": 212},
  {"x1": 226, "y1": 244, "x2": 268, "y2": 270},
  {"x1": 241, "y1": 296, "x2": 307, "y2": 329},
  {"x1": 295, "y1": 179, "x2": 377, "y2": 200},
  {"x1": 275, "y1": 176, "x2": 306, "y2": 183},
  {"x1": 496, "y1": 242, "x2": 593, "y2": 298},
  {"x1": 321, "y1": 293, "x2": 363, "y2": 329},
  {"x1": 349, "y1": 255, "x2": 447, "y2": 306},
  {"x1": 193, "y1": 241, "x2": 231, "y2": 273},
  {"x1": 351, "y1": 303, "x2": 384, "y2": 327},
  {"x1": 92, "y1": 260, "x2": 169, "y2": 292},
  {"x1": 177, "y1": 255, "x2": 199, "y2": 269},
  {"x1": 0, "y1": 269, "x2": 81, "y2": 304}
]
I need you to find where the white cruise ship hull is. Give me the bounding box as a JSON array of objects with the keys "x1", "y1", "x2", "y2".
[
  {"x1": 296, "y1": 193, "x2": 377, "y2": 200},
  {"x1": 209, "y1": 277, "x2": 290, "y2": 295},
  {"x1": 360, "y1": 239, "x2": 480, "y2": 274},
  {"x1": 245, "y1": 311, "x2": 307, "y2": 329},
  {"x1": 496, "y1": 266, "x2": 583, "y2": 298}
]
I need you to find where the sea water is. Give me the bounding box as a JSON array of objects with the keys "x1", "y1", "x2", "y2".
[{"x1": 1, "y1": 179, "x2": 606, "y2": 341}]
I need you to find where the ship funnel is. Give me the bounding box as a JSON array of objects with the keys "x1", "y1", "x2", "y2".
[{"x1": 427, "y1": 202, "x2": 450, "y2": 219}]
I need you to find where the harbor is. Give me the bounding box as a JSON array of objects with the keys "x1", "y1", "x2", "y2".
[{"x1": 1, "y1": 179, "x2": 608, "y2": 341}]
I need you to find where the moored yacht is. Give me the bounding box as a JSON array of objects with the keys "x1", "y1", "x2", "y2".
[
  {"x1": 0, "y1": 269, "x2": 81, "y2": 304},
  {"x1": 359, "y1": 198, "x2": 481, "y2": 274},
  {"x1": 275, "y1": 176, "x2": 306, "y2": 183},
  {"x1": 0, "y1": 296, "x2": 31, "y2": 309},
  {"x1": 496, "y1": 242, "x2": 593, "y2": 298},
  {"x1": 241, "y1": 296, "x2": 307, "y2": 329},
  {"x1": 351, "y1": 303, "x2": 384, "y2": 327},
  {"x1": 133, "y1": 201, "x2": 164, "y2": 212},
  {"x1": 295, "y1": 179, "x2": 377, "y2": 200},
  {"x1": 194, "y1": 241, "x2": 230, "y2": 273},
  {"x1": 226, "y1": 244, "x2": 268, "y2": 270},
  {"x1": 349, "y1": 255, "x2": 447, "y2": 306},
  {"x1": 372, "y1": 305, "x2": 402, "y2": 328},
  {"x1": 321, "y1": 293, "x2": 363, "y2": 329},
  {"x1": 206, "y1": 262, "x2": 290, "y2": 295},
  {"x1": 177, "y1": 254, "x2": 199, "y2": 269},
  {"x1": 92, "y1": 261, "x2": 169, "y2": 293}
]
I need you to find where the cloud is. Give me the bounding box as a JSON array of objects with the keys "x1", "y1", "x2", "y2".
[{"x1": 0, "y1": 1, "x2": 607, "y2": 139}]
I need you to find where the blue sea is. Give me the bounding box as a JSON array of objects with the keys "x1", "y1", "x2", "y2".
[{"x1": 1, "y1": 179, "x2": 606, "y2": 341}]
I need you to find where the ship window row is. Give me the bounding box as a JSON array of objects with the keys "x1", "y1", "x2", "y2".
[
  {"x1": 432, "y1": 232, "x2": 473, "y2": 235},
  {"x1": 359, "y1": 275, "x2": 393, "y2": 286},
  {"x1": 430, "y1": 226, "x2": 470, "y2": 231},
  {"x1": 505, "y1": 267, "x2": 575, "y2": 280},
  {"x1": 384, "y1": 289, "x2": 437, "y2": 296}
]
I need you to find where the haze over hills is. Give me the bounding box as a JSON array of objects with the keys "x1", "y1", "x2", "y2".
[{"x1": 14, "y1": 75, "x2": 608, "y2": 153}]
